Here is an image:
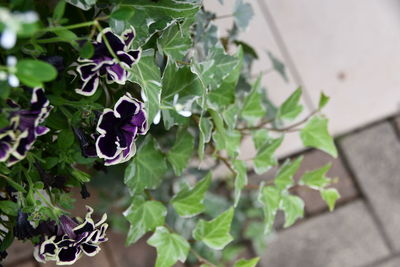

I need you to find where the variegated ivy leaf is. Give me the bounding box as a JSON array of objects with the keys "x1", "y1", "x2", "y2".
[
  {"x1": 274, "y1": 156, "x2": 303, "y2": 190},
  {"x1": 253, "y1": 136, "x2": 284, "y2": 174},
  {"x1": 232, "y1": 160, "x2": 247, "y2": 206},
  {"x1": 321, "y1": 188, "x2": 340, "y2": 211},
  {"x1": 157, "y1": 20, "x2": 192, "y2": 61},
  {"x1": 147, "y1": 226, "x2": 190, "y2": 267},
  {"x1": 278, "y1": 87, "x2": 303, "y2": 121},
  {"x1": 198, "y1": 116, "x2": 213, "y2": 160},
  {"x1": 172, "y1": 173, "x2": 211, "y2": 217},
  {"x1": 300, "y1": 116, "x2": 338, "y2": 157},
  {"x1": 193, "y1": 207, "x2": 234, "y2": 250},
  {"x1": 241, "y1": 75, "x2": 266, "y2": 125},
  {"x1": 124, "y1": 198, "x2": 167, "y2": 245},
  {"x1": 281, "y1": 194, "x2": 304, "y2": 228},
  {"x1": 233, "y1": 0, "x2": 254, "y2": 31},
  {"x1": 167, "y1": 128, "x2": 194, "y2": 176},
  {"x1": 258, "y1": 185, "x2": 280, "y2": 234},
  {"x1": 65, "y1": 0, "x2": 96, "y2": 11},
  {"x1": 299, "y1": 163, "x2": 332, "y2": 190}
]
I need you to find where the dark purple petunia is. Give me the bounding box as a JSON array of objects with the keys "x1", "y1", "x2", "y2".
[
  {"x1": 95, "y1": 93, "x2": 148, "y2": 166},
  {"x1": 0, "y1": 88, "x2": 52, "y2": 166},
  {"x1": 34, "y1": 206, "x2": 108, "y2": 265},
  {"x1": 75, "y1": 27, "x2": 140, "y2": 96}
]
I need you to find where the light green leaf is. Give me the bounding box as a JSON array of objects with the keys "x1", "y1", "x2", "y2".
[
  {"x1": 124, "y1": 137, "x2": 167, "y2": 195},
  {"x1": 172, "y1": 173, "x2": 211, "y2": 217},
  {"x1": 321, "y1": 188, "x2": 340, "y2": 211},
  {"x1": 233, "y1": 0, "x2": 254, "y2": 31},
  {"x1": 167, "y1": 129, "x2": 194, "y2": 176},
  {"x1": 299, "y1": 163, "x2": 332, "y2": 190},
  {"x1": 111, "y1": 6, "x2": 135, "y2": 21},
  {"x1": 193, "y1": 207, "x2": 234, "y2": 250},
  {"x1": 274, "y1": 156, "x2": 303, "y2": 190},
  {"x1": 252, "y1": 129, "x2": 270, "y2": 150},
  {"x1": 207, "y1": 47, "x2": 243, "y2": 110},
  {"x1": 234, "y1": 257, "x2": 260, "y2": 267},
  {"x1": 278, "y1": 87, "x2": 303, "y2": 120},
  {"x1": 124, "y1": 199, "x2": 166, "y2": 245},
  {"x1": 253, "y1": 136, "x2": 283, "y2": 174},
  {"x1": 300, "y1": 116, "x2": 337, "y2": 157},
  {"x1": 16, "y1": 59, "x2": 57, "y2": 87},
  {"x1": 148, "y1": 226, "x2": 190, "y2": 267},
  {"x1": 241, "y1": 76, "x2": 266, "y2": 125},
  {"x1": 319, "y1": 92, "x2": 330, "y2": 109},
  {"x1": 267, "y1": 51, "x2": 288, "y2": 82},
  {"x1": 258, "y1": 185, "x2": 280, "y2": 234},
  {"x1": 161, "y1": 59, "x2": 202, "y2": 102},
  {"x1": 198, "y1": 116, "x2": 213, "y2": 160},
  {"x1": 130, "y1": 49, "x2": 161, "y2": 124},
  {"x1": 281, "y1": 194, "x2": 304, "y2": 228},
  {"x1": 232, "y1": 160, "x2": 247, "y2": 206},
  {"x1": 158, "y1": 21, "x2": 192, "y2": 61},
  {"x1": 223, "y1": 104, "x2": 240, "y2": 130}
]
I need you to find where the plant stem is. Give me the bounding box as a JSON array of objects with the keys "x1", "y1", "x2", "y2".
[{"x1": 214, "y1": 14, "x2": 233, "y2": 20}]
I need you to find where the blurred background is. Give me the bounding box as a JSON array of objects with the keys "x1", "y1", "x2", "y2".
[{"x1": 6, "y1": 1, "x2": 400, "y2": 266}]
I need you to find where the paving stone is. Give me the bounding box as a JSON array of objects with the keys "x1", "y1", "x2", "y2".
[
  {"x1": 340, "y1": 122, "x2": 400, "y2": 250},
  {"x1": 260, "y1": 201, "x2": 390, "y2": 267},
  {"x1": 3, "y1": 240, "x2": 33, "y2": 265},
  {"x1": 292, "y1": 149, "x2": 358, "y2": 214},
  {"x1": 376, "y1": 257, "x2": 400, "y2": 267},
  {"x1": 106, "y1": 231, "x2": 156, "y2": 267},
  {"x1": 5, "y1": 260, "x2": 36, "y2": 267}
]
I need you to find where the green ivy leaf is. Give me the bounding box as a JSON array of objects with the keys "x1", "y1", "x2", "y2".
[
  {"x1": 124, "y1": 137, "x2": 167, "y2": 195},
  {"x1": 53, "y1": 0, "x2": 66, "y2": 21},
  {"x1": 223, "y1": 104, "x2": 240, "y2": 130},
  {"x1": 198, "y1": 116, "x2": 213, "y2": 160},
  {"x1": 232, "y1": 160, "x2": 247, "y2": 206},
  {"x1": 172, "y1": 173, "x2": 211, "y2": 217},
  {"x1": 300, "y1": 116, "x2": 337, "y2": 157},
  {"x1": 252, "y1": 129, "x2": 270, "y2": 150},
  {"x1": 253, "y1": 136, "x2": 283, "y2": 174},
  {"x1": 124, "y1": 199, "x2": 166, "y2": 245},
  {"x1": 130, "y1": 49, "x2": 161, "y2": 124},
  {"x1": 148, "y1": 226, "x2": 190, "y2": 267},
  {"x1": 233, "y1": 0, "x2": 254, "y2": 31},
  {"x1": 111, "y1": 6, "x2": 135, "y2": 21},
  {"x1": 241, "y1": 76, "x2": 266, "y2": 125},
  {"x1": 319, "y1": 92, "x2": 330, "y2": 109},
  {"x1": 158, "y1": 21, "x2": 192, "y2": 61},
  {"x1": 278, "y1": 87, "x2": 303, "y2": 120},
  {"x1": 167, "y1": 129, "x2": 194, "y2": 176},
  {"x1": 0, "y1": 200, "x2": 18, "y2": 216},
  {"x1": 299, "y1": 163, "x2": 332, "y2": 190},
  {"x1": 267, "y1": 51, "x2": 288, "y2": 82},
  {"x1": 16, "y1": 59, "x2": 57, "y2": 87},
  {"x1": 193, "y1": 207, "x2": 234, "y2": 250},
  {"x1": 281, "y1": 194, "x2": 304, "y2": 228},
  {"x1": 258, "y1": 185, "x2": 280, "y2": 234},
  {"x1": 161, "y1": 59, "x2": 202, "y2": 102},
  {"x1": 274, "y1": 156, "x2": 303, "y2": 190},
  {"x1": 208, "y1": 47, "x2": 243, "y2": 110},
  {"x1": 321, "y1": 188, "x2": 340, "y2": 211},
  {"x1": 234, "y1": 257, "x2": 260, "y2": 267}
]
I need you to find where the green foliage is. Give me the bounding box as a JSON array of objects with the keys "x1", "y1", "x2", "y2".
[
  {"x1": 299, "y1": 163, "x2": 332, "y2": 190},
  {"x1": 241, "y1": 76, "x2": 266, "y2": 125},
  {"x1": 16, "y1": 59, "x2": 57, "y2": 87},
  {"x1": 321, "y1": 188, "x2": 340, "y2": 211},
  {"x1": 167, "y1": 129, "x2": 194, "y2": 176},
  {"x1": 124, "y1": 198, "x2": 167, "y2": 244},
  {"x1": 253, "y1": 136, "x2": 283, "y2": 174},
  {"x1": 300, "y1": 116, "x2": 338, "y2": 157},
  {"x1": 278, "y1": 87, "x2": 303, "y2": 120},
  {"x1": 172, "y1": 173, "x2": 211, "y2": 217},
  {"x1": 234, "y1": 257, "x2": 260, "y2": 267},
  {"x1": 148, "y1": 226, "x2": 190, "y2": 267},
  {"x1": 193, "y1": 207, "x2": 234, "y2": 250}
]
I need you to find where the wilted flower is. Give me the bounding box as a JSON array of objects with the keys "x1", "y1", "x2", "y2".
[
  {"x1": 14, "y1": 210, "x2": 36, "y2": 240},
  {"x1": 95, "y1": 93, "x2": 148, "y2": 165},
  {"x1": 34, "y1": 206, "x2": 108, "y2": 265},
  {"x1": 75, "y1": 27, "x2": 140, "y2": 96},
  {"x1": 0, "y1": 88, "x2": 52, "y2": 166}
]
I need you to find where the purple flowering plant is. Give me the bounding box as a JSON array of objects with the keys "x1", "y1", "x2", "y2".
[{"x1": 0, "y1": 1, "x2": 338, "y2": 266}]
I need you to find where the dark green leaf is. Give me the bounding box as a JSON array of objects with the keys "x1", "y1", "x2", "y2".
[
  {"x1": 167, "y1": 129, "x2": 194, "y2": 176},
  {"x1": 53, "y1": 0, "x2": 66, "y2": 21},
  {"x1": 79, "y1": 42, "x2": 94, "y2": 59},
  {"x1": 158, "y1": 22, "x2": 192, "y2": 61},
  {"x1": 111, "y1": 6, "x2": 135, "y2": 21},
  {"x1": 57, "y1": 129, "x2": 74, "y2": 150},
  {"x1": 0, "y1": 200, "x2": 18, "y2": 216}
]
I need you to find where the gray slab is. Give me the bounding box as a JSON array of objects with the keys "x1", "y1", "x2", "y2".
[
  {"x1": 340, "y1": 122, "x2": 400, "y2": 250},
  {"x1": 260, "y1": 201, "x2": 389, "y2": 267},
  {"x1": 376, "y1": 257, "x2": 400, "y2": 267}
]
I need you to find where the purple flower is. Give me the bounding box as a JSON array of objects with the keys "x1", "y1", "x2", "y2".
[
  {"x1": 34, "y1": 206, "x2": 108, "y2": 265},
  {"x1": 75, "y1": 27, "x2": 140, "y2": 96},
  {"x1": 0, "y1": 88, "x2": 52, "y2": 166},
  {"x1": 95, "y1": 93, "x2": 148, "y2": 165}
]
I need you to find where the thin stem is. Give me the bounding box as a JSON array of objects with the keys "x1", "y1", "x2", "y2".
[{"x1": 214, "y1": 14, "x2": 233, "y2": 20}]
